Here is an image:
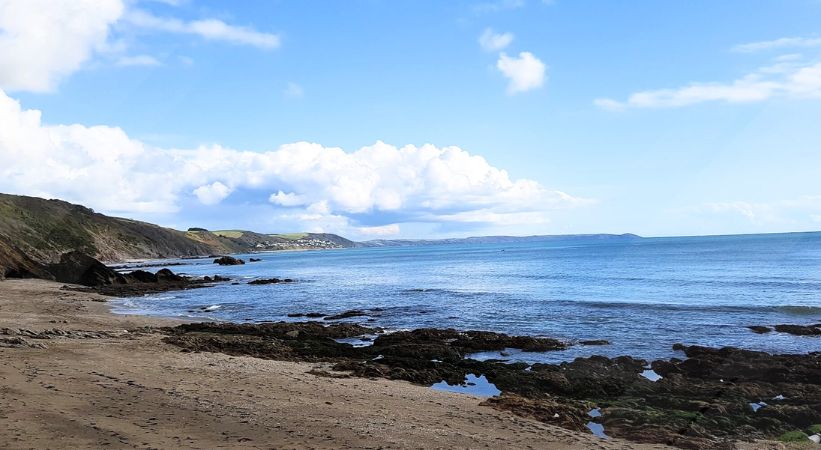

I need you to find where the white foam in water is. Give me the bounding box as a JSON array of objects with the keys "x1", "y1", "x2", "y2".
[
  {"x1": 333, "y1": 336, "x2": 377, "y2": 347},
  {"x1": 202, "y1": 305, "x2": 221, "y2": 311},
  {"x1": 431, "y1": 374, "x2": 501, "y2": 397}
]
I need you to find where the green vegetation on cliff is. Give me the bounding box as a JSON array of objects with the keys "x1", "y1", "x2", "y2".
[{"x1": 0, "y1": 193, "x2": 354, "y2": 279}]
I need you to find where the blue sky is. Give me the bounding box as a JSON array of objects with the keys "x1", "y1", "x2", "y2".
[{"x1": 1, "y1": 0, "x2": 821, "y2": 239}]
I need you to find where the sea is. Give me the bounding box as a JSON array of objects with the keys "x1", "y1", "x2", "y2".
[{"x1": 111, "y1": 232, "x2": 821, "y2": 364}]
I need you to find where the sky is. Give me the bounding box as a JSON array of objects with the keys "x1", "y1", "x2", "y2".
[{"x1": 1, "y1": 0, "x2": 821, "y2": 239}]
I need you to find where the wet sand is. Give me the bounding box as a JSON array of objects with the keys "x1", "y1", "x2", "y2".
[{"x1": 0, "y1": 279, "x2": 775, "y2": 449}]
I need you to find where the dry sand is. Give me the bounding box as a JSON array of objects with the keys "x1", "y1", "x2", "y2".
[{"x1": 0, "y1": 279, "x2": 688, "y2": 449}]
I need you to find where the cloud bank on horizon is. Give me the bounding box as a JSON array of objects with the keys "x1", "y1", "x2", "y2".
[{"x1": 0, "y1": 89, "x2": 586, "y2": 237}]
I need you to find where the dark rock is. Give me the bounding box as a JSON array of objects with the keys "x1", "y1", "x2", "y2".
[
  {"x1": 47, "y1": 252, "x2": 125, "y2": 286},
  {"x1": 481, "y1": 394, "x2": 589, "y2": 432},
  {"x1": 324, "y1": 310, "x2": 369, "y2": 320},
  {"x1": 160, "y1": 323, "x2": 821, "y2": 449},
  {"x1": 213, "y1": 256, "x2": 245, "y2": 265},
  {"x1": 580, "y1": 339, "x2": 610, "y2": 345},
  {"x1": 773, "y1": 324, "x2": 821, "y2": 336},
  {"x1": 287, "y1": 312, "x2": 326, "y2": 318},
  {"x1": 125, "y1": 270, "x2": 158, "y2": 283},
  {"x1": 155, "y1": 268, "x2": 183, "y2": 282},
  {"x1": 249, "y1": 258, "x2": 262, "y2": 262},
  {"x1": 248, "y1": 278, "x2": 296, "y2": 285},
  {"x1": 748, "y1": 326, "x2": 773, "y2": 334}
]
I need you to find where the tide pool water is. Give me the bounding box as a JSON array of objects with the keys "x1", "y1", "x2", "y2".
[{"x1": 111, "y1": 232, "x2": 821, "y2": 363}]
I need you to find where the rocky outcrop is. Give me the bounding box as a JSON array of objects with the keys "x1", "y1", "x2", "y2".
[
  {"x1": 748, "y1": 324, "x2": 820, "y2": 336},
  {"x1": 248, "y1": 277, "x2": 294, "y2": 285},
  {"x1": 773, "y1": 324, "x2": 821, "y2": 336},
  {"x1": 163, "y1": 322, "x2": 821, "y2": 449},
  {"x1": 323, "y1": 309, "x2": 369, "y2": 320},
  {"x1": 213, "y1": 256, "x2": 245, "y2": 265},
  {"x1": 47, "y1": 251, "x2": 126, "y2": 286},
  {"x1": 0, "y1": 235, "x2": 52, "y2": 280},
  {"x1": 747, "y1": 325, "x2": 772, "y2": 334}
]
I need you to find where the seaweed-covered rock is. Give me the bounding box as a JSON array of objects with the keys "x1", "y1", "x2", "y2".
[{"x1": 161, "y1": 322, "x2": 821, "y2": 449}]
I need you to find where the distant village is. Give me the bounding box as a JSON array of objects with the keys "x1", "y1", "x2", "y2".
[{"x1": 254, "y1": 238, "x2": 344, "y2": 250}]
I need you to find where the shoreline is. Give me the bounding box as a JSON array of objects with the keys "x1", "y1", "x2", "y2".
[{"x1": 0, "y1": 279, "x2": 672, "y2": 449}]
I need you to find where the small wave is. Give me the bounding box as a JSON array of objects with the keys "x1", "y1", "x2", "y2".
[
  {"x1": 202, "y1": 305, "x2": 221, "y2": 312},
  {"x1": 549, "y1": 299, "x2": 821, "y2": 316},
  {"x1": 402, "y1": 288, "x2": 495, "y2": 299},
  {"x1": 774, "y1": 305, "x2": 821, "y2": 315}
]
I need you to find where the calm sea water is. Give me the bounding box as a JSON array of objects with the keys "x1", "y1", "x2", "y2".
[{"x1": 111, "y1": 232, "x2": 821, "y2": 363}]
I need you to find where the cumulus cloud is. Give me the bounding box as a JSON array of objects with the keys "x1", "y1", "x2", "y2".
[
  {"x1": 0, "y1": 89, "x2": 587, "y2": 231},
  {"x1": 124, "y1": 9, "x2": 280, "y2": 49},
  {"x1": 0, "y1": 1, "x2": 280, "y2": 93},
  {"x1": 193, "y1": 181, "x2": 232, "y2": 205},
  {"x1": 733, "y1": 36, "x2": 821, "y2": 53},
  {"x1": 496, "y1": 52, "x2": 546, "y2": 94},
  {"x1": 0, "y1": 0, "x2": 125, "y2": 92},
  {"x1": 479, "y1": 28, "x2": 514, "y2": 52},
  {"x1": 269, "y1": 191, "x2": 307, "y2": 207},
  {"x1": 596, "y1": 59, "x2": 821, "y2": 110}
]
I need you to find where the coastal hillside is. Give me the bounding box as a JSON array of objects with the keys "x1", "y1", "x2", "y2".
[
  {"x1": 0, "y1": 193, "x2": 238, "y2": 266},
  {"x1": 0, "y1": 193, "x2": 354, "y2": 278}
]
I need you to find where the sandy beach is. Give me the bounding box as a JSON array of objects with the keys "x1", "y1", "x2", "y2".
[{"x1": 0, "y1": 279, "x2": 683, "y2": 450}]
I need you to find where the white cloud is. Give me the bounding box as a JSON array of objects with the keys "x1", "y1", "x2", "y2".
[
  {"x1": 0, "y1": 1, "x2": 280, "y2": 93},
  {"x1": 283, "y1": 82, "x2": 304, "y2": 98},
  {"x1": 0, "y1": 89, "x2": 587, "y2": 229},
  {"x1": 733, "y1": 36, "x2": 821, "y2": 53},
  {"x1": 269, "y1": 191, "x2": 306, "y2": 207},
  {"x1": 116, "y1": 55, "x2": 162, "y2": 67},
  {"x1": 496, "y1": 51, "x2": 546, "y2": 94},
  {"x1": 683, "y1": 196, "x2": 821, "y2": 226},
  {"x1": 479, "y1": 28, "x2": 514, "y2": 52},
  {"x1": 125, "y1": 10, "x2": 280, "y2": 49},
  {"x1": 193, "y1": 181, "x2": 232, "y2": 205},
  {"x1": 356, "y1": 224, "x2": 401, "y2": 236},
  {"x1": 596, "y1": 60, "x2": 821, "y2": 110},
  {"x1": 0, "y1": 0, "x2": 125, "y2": 92}
]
